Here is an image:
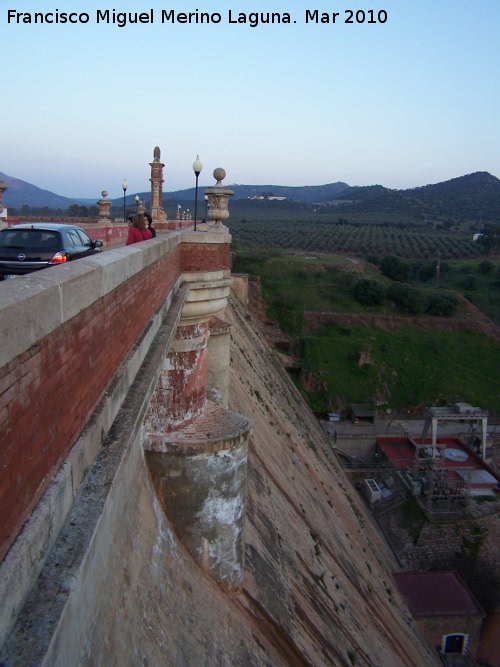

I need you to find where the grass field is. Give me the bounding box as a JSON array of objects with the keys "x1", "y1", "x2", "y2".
[
  {"x1": 233, "y1": 250, "x2": 500, "y2": 416},
  {"x1": 299, "y1": 325, "x2": 500, "y2": 414}
]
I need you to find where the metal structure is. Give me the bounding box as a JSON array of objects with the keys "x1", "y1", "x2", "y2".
[{"x1": 420, "y1": 404, "x2": 489, "y2": 461}]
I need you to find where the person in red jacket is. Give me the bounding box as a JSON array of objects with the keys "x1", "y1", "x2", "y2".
[{"x1": 126, "y1": 213, "x2": 153, "y2": 245}]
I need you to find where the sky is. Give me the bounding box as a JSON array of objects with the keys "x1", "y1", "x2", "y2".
[{"x1": 1, "y1": 0, "x2": 499, "y2": 199}]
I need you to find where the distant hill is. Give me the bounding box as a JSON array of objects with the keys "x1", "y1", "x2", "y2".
[
  {"x1": 2, "y1": 169, "x2": 499, "y2": 223},
  {"x1": 0, "y1": 172, "x2": 79, "y2": 209},
  {"x1": 329, "y1": 171, "x2": 500, "y2": 222},
  {"x1": 159, "y1": 182, "x2": 351, "y2": 203}
]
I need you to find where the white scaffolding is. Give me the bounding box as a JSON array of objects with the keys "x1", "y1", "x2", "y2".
[{"x1": 420, "y1": 404, "x2": 489, "y2": 461}]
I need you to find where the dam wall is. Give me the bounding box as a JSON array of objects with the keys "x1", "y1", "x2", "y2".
[
  {"x1": 0, "y1": 286, "x2": 266, "y2": 667},
  {"x1": 0, "y1": 216, "x2": 440, "y2": 664},
  {"x1": 0, "y1": 228, "x2": 239, "y2": 650}
]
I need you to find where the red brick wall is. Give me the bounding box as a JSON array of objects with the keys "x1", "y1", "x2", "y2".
[
  {"x1": 180, "y1": 242, "x2": 230, "y2": 273},
  {"x1": 0, "y1": 245, "x2": 181, "y2": 561}
]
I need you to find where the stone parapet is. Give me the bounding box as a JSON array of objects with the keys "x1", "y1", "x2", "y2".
[{"x1": 0, "y1": 234, "x2": 187, "y2": 640}]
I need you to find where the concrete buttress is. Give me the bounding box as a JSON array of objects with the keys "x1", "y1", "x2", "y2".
[{"x1": 143, "y1": 211, "x2": 252, "y2": 587}]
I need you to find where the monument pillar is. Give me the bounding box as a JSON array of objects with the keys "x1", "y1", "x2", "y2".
[{"x1": 149, "y1": 146, "x2": 167, "y2": 223}]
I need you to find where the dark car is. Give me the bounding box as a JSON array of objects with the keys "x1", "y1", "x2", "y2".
[{"x1": 0, "y1": 223, "x2": 103, "y2": 280}]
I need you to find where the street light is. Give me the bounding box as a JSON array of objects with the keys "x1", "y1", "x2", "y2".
[
  {"x1": 135, "y1": 195, "x2": 140, "y2": 210},
  {"x1": 121, "y1": 179, "x2": 128, "y2": 222},
  {"x1": 204, "y1": 194, "x2": 209, "y2": 223},
  {"x1": 192, "y1": 155, "x2": 202, "y2": 231}
]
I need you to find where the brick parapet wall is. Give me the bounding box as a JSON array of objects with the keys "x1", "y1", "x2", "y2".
[
  {"x1": 180, "y1": 231, "x2": 231, "y2": 273},
  {"x1": 0, "y1": 236, "x2": 195, "y2": 561}
]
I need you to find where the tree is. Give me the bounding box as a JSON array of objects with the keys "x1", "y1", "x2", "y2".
[
  {"x1": 380, "y1": 255, "x2": 410, "y2": 282},
  {"x1": 425, "y1": 294, "x2": 458, "y2": 317},
  {"x1": 478, "y1": 260, "x2": 493, "y2": 274},
  {"x1": 461, "y1": 275, "x2": 478, "y2": 291},
  {"x1": 352, "y1": 279, "x2": 384, "y2": 306},
  {"x1": 478, "y1": 225, "x2": 500, "y2": 256},
  {"x1": 386, "y1": 282, "x2": 425, "y2": 314},
  {"x1": 67, "y1": 204, "x2": 90, "y2": 217}
]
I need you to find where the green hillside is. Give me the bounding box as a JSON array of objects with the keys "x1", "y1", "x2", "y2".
[
  {"x1": 330, "y1": 172, "x2": 500, "y2": 223},
  {"x1": 234, "y1": 251, "x2": 500, "y2": 417}
]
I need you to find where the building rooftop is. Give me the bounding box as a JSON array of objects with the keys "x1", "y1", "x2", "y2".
[
  {"x1": 393, "y1": 571, "x2": 485, "y2": 618},
  {"x1": 377, "y1": 436, "x2": 499, "y2": 492}
]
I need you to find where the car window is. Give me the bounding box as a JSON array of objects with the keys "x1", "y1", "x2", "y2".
[
  {"x1": 0, "y1": 231, "x2": 18, "y2": 248},
  {"x1": 66, "y1": 229, "x2": 83, "y2": 247},
  {"x1": 0, "y1": 230, "x2": 54, "y2": 249},
  {"x1": 39, "y1": 232, "x2": 60, "y2": 249},
  {"x1": 76, "y1": 229, "x2": 93, "y2": 246}
]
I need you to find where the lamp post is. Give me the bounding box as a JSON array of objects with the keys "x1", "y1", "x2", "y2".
[
  {"x1": 192, "y1": 155, "x2": 202, "y2": 231},
  {"x1": 135, "y1": 195, "x2": 140, "y2": 210},
  {"x1": 204, "y1": 194, "x2": 209, "y2": 223},
  {"x1": 121, "y1": 179, "x2": 128, "y2": 222}
]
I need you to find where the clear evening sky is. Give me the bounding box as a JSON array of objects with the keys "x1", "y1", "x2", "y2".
[{"x1": 1, "y1": 0, "x2": 499, "y2": 198}]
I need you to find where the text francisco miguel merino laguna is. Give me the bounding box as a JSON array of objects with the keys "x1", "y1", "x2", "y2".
[{"x1": 7, "y1": 8, "x2": 389, "y2": 27}]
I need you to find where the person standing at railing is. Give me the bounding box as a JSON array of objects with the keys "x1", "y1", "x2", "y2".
[
  {"x1": 126, "y1": 213, "x2": 152, "y2": 245},
  {"x1": 143, "y1": 211, "x2": 156, "y2": 238}
]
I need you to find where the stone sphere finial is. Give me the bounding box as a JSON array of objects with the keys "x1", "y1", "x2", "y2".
[
  {"x1": 213, "y1": 168, "x2": 226, "y2": 185},
  {"x1": 101, "y1": 190, "x2": 108, "y2": 199}
]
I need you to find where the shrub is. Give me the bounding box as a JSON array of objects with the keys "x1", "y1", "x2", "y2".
[
  {"x1": 479, "y1": 260, "x2": 494, "y2": 274},
  {"x1": 380, "y1": 255, "x2": 410, "y2": 282},
  {"x1": 387, "y1": 283, "x2": 425, "y2": 314},
  {"x1": 416, "y1": 263, "x2": 436, "y2": 283},
  {"x1": 425, "y1": 294, "x2": 458, "y2": 317},
  {"x1": 352, "y1": 279, "x2": 385, "y2": 306},
  {"x1": 461, "y1": 275, "x2": 478, "y2": 291}
]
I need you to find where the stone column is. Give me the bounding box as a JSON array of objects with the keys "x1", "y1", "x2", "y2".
[
  {"x1": 149, "y1": 146, "x2": 167, "y2": 223},
  {"x1": 145, "y1": 406, "x2": 250, "y2": 588},
  {"x1": 207, "y1": 317, "x2": 231, "y2": 408},
  {"x1": 145, "y1": 322, "x2": 209, "y2": 433}
]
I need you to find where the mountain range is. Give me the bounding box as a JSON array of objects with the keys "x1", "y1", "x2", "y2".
[
  {"x1": 1, "y1": 170, "x2": 499, "y2": 222},
  {"x1": 326, "y1": 172, "x2": 500, "y2": 222},
  {"x1": 161, "y1": 181, "x2": 351, "y2": 203},
  {"x1": 0, "y1": 172, "x2": 78, "y2": 209}
]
